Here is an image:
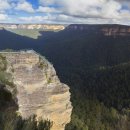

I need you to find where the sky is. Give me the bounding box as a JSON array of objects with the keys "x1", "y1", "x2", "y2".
[{"x1": 0, "y1": 0, "x2": 130, "y2": 24}]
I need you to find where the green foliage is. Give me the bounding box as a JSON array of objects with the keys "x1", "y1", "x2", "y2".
[
  {"x1": 0, "y1": 54, "x2": 7, "y2": 71},
  {"x1": 2, "y1": 49, "x2": 14, "y2": 52},
  {"x1": 42, "y1": 28, "x2": 130, "y2": 130},
  {"x1": 38, "y1": 62, "x2": 46, "y2": 69},
  {"x1": 64, "y1": 61, "x2": 130, "y2": 130},
  {"x1": 6, "y1": 29, "x2": 41, "y2": 39},
  {"x1": 66, "y1": 93, "x2": 130, "y2": 130},
  {"x1": 0, "y1": 71, "x2": 14, "y2": 86},
  {"x1": 0, "y1": 85, "x2": 52, "y2": 130},
  {"x1": 0, "y1": 54, "x2": 14, "y2": 87},
  {"x1": 47, "y1": 78, "x2": 52, "y2": 84},
  {"x1": 0, "y1": 113, "x2": 52, "y2": 130},
  {"x1": 41, "y1": 26, "x2": 130, "y2": 130},
  {"x1": 81, "y1": 63, "x2": 130, "y2": 110}
]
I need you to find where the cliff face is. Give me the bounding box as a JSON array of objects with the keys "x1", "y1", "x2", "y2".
[
  {"x1": 1, "y1": 24, "x2": 130, "y2": 36},
  {"x1": 0, "y1": 24, "x2": 65, "y2": 31},
  {"x1": 0, "y1": 50, "x2": 72, "y2": 130},
  {"x1": 102, "y1": 27, "x2": 130, "y2": 36},
  {"x1": 66, "y1": 24, "x2": 130, "y2": 36}
]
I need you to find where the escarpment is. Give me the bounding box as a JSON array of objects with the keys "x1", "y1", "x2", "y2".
[
  {"x1": 102, "y1": 27, "x2": 130, "y2": 36},
  {"x1": 66, "y1": 24, "x2": 130, "y2": 36},
  {"x1": 0, "y1": 50, "x2": 72, "y2": 130},
  {"x1": 0, "y1": 24, "x2": 65, "y2": 31}
]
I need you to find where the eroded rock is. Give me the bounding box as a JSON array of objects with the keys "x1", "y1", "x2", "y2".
[{"x1": 0, "y1": 50, "x2": 72, "y2": 130}]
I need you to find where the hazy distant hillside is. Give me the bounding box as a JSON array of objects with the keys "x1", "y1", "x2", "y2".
[
  {"x1": 6, "y1": 29, "x2": 42, "y2": 39},
  {"x1": 0, "y1": 24, "x2": 65, "y2": 39},
  {"x1": 0, "y1": 29, "x2": 37, "y2": 50}
]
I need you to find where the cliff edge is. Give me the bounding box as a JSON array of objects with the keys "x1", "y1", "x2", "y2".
[{"x1": 0, "y1": 50, "x2": 72, "y2": 130}]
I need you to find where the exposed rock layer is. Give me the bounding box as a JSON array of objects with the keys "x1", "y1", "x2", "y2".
[
  {"x1": 66, "y1": 24, "x2": 130, "y2": 36},
  {"x1": 102, "y1": 27, "x2": 130, "y2": 36},
  {"x1": 0, "y1": 50, "x2": 72, "y2": 130},
  {"x1": 0, "y1": 24, "x2": 65, "y2": 31},
  {"x1": 1, "y1": 24, "x2": 130, "y2": 36}
]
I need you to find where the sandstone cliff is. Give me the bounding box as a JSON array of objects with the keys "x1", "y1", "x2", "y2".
[
  {"x1": 102, "y1": 27, "x2": 130, "y2": 36},
  {"x1": 66, "y1": 24, "x2": 130, "y2": 36},
  {"x1": 0, "y1": 24, "x2": 65, "y2": 31},
  {"x1": 0, "y1": 50, "x2": 72, "y2": 130},
  {"x1": 1, "y1": 24, "x2": 130, "y2": 37},
  {"x1": 2, "y1": 24, "x2": 130, "y2": 37}
]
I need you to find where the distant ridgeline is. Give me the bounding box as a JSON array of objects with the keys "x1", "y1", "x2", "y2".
[
  {"x1": 66, "y1": 24, "x2": 130, "y2": 36},
  {"x1": 0, "y1": 24, "x2": 65, "y2": 39},
  {"x1": 0, "y1": 24, "x2": 65, "y2": 30},
  {"x1": 1, "y1": 24, "x2": 130, "y2": 39}
]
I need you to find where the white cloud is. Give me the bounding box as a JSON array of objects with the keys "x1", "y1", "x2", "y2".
[
  {"x1": 17, "y1": 13, "x2": 110, "y2": 24},
  {"x1": 39, "y1": 0, "x2": 55, "y2": 6},
  {"x1": 15, "y1": 1, "x2": 34, "y2": 13},
  {"x1": 19, "y1": 16, "x2": 48, "y2": 23},
  {"x1": 37, "y1": 0, "x2": 130, "y2": 25},
  {"x1": 0, "y1": 0, "x2": 11, "y2": 11},
  {"x1": 37, "y1": 6, "x2": 60, "y2": 13},
  {"x1": 0, "y1": 13, "x2": 8, "y2": 20},
  {"x1": 0, "y1": 0, "x2": 130, "y2": 24},
  {"x1": 38, "y1": 0, "x2": 128, "y2": 20},
  {"x1": 101, "y1": 0, "x2": 122, "y2": 19}
]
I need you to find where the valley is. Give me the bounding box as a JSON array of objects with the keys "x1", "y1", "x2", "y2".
[{"x1": 1, "y1": 24, "x2": 130, "y2": 130}]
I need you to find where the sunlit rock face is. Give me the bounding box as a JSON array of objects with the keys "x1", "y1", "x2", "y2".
[
  {"x1": 0, "y1": 24, "x2": 65, "y2": 31},
  {"x1": 1, "y1": 50, "x2": 72, "y2": 130}
]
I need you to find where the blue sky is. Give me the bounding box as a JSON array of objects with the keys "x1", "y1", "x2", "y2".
[{"x1": 0, "y1": 0, "x2": 130, "y2": 24}]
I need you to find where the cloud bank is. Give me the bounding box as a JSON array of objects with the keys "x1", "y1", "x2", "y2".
[{"x1": 0, "y1": 0, "x2": 130, "y2": 24}]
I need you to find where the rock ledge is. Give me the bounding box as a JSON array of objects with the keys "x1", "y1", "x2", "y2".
[{"x1": 0, "y1": 50, "x2": 72, "y2": 130}]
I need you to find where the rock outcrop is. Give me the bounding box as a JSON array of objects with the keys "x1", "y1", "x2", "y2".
[{"x1": 0, "y1": 50, "x2": 72, "y2": 130}]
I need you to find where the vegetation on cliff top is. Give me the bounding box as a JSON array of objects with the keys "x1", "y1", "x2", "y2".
[
  {"x1": 6, "y1": 29, "x2": 42, "y2": 39},
  {"x1": 0, "y1": 54, "x2": 14, "y2": 87}
]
